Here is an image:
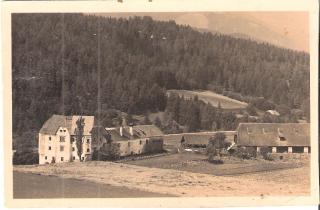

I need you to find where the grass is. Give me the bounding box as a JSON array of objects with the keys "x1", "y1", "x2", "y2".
[
  {"x1": 167, "y1": 89, "x2": 248, "y2": 109},
  {"x1": 125, "y1": 152, "x2": 308, "y2": 176}
]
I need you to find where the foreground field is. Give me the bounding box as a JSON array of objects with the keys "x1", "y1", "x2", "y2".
[
  {"x1": 14, "y1": 159, "x2": 309, "y2": 197},
  {"x1": 167, "y1": 90, "x2": 248, "y2": 109},
  {"x1": 13, "y1": 172, "x2": 170, "y2": 198}
]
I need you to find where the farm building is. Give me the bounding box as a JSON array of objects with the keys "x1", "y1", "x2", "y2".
[
  {"x1": 235, "y1": 123, "x2": 310, "y2": 154},
  {"x1": 163, "y1": 131, "x2": 236, "y2": 148},
  {"x1": 39, "y1": 114, "x2": 164, "y2": 164},
  {"x1": 38, "y1": 115, "x2": 94, "y2": 164},
  {"x1": 94, "y1": 124, "x2": 164, "y2": 157}
]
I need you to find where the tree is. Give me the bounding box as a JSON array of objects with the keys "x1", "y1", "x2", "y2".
[
  {"x1": 246, "y1": 103, "x2": 257, "y2": 116},
  {"x1": 75, "y1": 116, "x2": 85, "y2": 161},
  {"x1": 153, "y1": 116, "x2": 162, "y2": 128},
  {"x1": 143, "y1": 114, "x2": 152, "y2": 125},
  {"x1": 207, "y1": 132, "x2": 226, "y2": 163}
]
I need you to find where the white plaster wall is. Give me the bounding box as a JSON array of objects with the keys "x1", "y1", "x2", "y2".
[{"x1": 118, "y1": 138, "x2": 149, "y2": 156}]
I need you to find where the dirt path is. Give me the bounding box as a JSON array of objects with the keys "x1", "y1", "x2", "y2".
[{"x1": 14, "y1": 161, "x2": 310, "y2": 197}]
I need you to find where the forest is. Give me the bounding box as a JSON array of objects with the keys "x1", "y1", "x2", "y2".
[{"x1": 12, "y1": 13, "x2": 310, "y2": 149}]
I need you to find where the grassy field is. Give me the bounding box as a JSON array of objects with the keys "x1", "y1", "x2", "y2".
[
  {"x1": 14, "y1": 156, "x2": 310, "y2": 197},
  {"x1": 167, "y1": 90, "x2": 248, "y2": 109},
  {"x1": 125, "y1": 152, "x2": 308, "y2": 176}
]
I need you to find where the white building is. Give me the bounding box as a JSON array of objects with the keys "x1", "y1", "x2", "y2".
[{"x1": 38, "y1": 115, "x2": 94, "y2": 164}]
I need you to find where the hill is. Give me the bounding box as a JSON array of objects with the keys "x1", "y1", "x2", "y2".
[{"x1": 12, "y1": 13, "x2": 309, "y2": 136}]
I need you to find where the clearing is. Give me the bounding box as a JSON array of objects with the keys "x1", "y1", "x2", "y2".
[{"x1": 167, "y1": 89, "x2": 248, "y2": 109}]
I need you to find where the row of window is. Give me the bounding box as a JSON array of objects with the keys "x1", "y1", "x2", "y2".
[
  {"x1": 44, "y1": 156, "x2": 85, "y2": 162},
  {"x1": 48, "y1": 136, "x2": 91, "y2": 143},
  {"x1": 48, "y1": 146, "x2": 90, "y2": 153},
  {"x1": 128, "y1": 139, "x2": 149, "y2": 146}
]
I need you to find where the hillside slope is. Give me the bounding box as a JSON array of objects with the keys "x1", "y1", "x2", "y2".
[{"x1": 12, "y1": 13, "x2": 309, "y2": 135}]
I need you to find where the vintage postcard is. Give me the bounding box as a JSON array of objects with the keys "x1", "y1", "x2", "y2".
[{"x1": 2, "y1": 0, "x2": 319, "y2": 208}]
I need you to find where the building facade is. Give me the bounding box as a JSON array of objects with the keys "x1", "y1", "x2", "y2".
[
  {"x1": 38, "y1": 115, "x2": 94, "y2": 164},
  {"x1": 96, "y1": 125, "x2": 164, "y2": 158}
]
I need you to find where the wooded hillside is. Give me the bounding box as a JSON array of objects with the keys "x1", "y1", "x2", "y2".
[{"x1": 12, "y1": 13, "x2": 310, "y2": 136}]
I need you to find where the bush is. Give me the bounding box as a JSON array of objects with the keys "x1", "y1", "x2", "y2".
[
  {"x1": 100, "y1": 142, "x2": 121, "y2": 160},
  {"x1": 259, "y1": 146, "x2": 274, "y2": 161},
  {"x1": 234, "y1": 146, "x2": 257, "y2": 159},
  {"x1": 13, "y1": 151, "x2": 39, "y2": 165}
]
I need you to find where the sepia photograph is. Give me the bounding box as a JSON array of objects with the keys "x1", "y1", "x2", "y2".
[{"x1": 2, "y1": 0, "x2": 319, "y2": 208}]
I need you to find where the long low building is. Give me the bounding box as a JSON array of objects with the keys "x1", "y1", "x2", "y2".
[
  {"x1": 235, "y1": 123, "x2": 310, "y2": 153},
  {"x1": 162, "y1": 131, "x2": 236, "y2": 147}
]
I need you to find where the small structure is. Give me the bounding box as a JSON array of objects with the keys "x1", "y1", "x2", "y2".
[
  {"x1": 235, "y1": 123, "x2": 310, "y2": 154},
  {"x1": 38, "y1": 115, "x2": 94, "y2": 164},
  {"x1": 98, "y1": 124, "x2": 164, "y2": 157},
  {"x1": 178, "y1": 131, "x2": 237, "y2": 148}
]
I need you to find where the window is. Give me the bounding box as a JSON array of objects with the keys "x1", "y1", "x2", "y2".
[
  {"x1": 86, "y1": 139, "x2": 90, "y2": 143},
  {"x1": 87, "y1": 148, "x2": 90, "y2": 152},
  {"x1": 279, "y1": 136, "x2": 286, "y2": 141},
  {"x1": 48, "y1": 146, "x2": 51, "y2": 150},
  {"x1": 139, "y1": 140, "x2": 142, "y2": 145},
  {"x1": 146, "y1": 140, "x2": 149, "y2": 144},
  {"x1": 72, "y1": 147, "x2": 75, "y2": 151},
  {"x1": 81, "y1": 157, "x2": 84, "y2": 161},
  {"x1": 63, "y1": 130, "x2": 66, "y2": 132},
  {"x1": 60, "y1": 129, "x2": 62, "y2": 132},
  {"x1": 49, "y1": 136, "x2": 51, "y2": 141},
  {"x1": 60, "y1": 146, "x2": 64, "y2": 151},
  {"x1": 73, "y1": 156, "x2": 75, "y2": 160},
  {"x1": 61, "y1": 157, "x2": 64, "y2": 161},
  {"x1": 45, "y1": 156, "x2": 47, "y2": 160},
  {"x1": 60, "y1": 136, "x2": 65, "y2": 142}
]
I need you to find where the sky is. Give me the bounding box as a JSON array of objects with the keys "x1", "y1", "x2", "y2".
[{"x1": 98, "y1": 12, "x2": 309, "y2": 52}]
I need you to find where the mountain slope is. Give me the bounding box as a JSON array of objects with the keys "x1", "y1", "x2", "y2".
[{"x1": 12, "y1": 13, "x2": 309, "y2": 134}]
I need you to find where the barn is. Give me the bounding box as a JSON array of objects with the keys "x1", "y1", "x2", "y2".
[{"x1": 235, "y1": 123, "x2": 310, "y2": 154}]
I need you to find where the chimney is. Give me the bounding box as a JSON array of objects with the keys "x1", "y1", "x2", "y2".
[
  {"x1": 120, "y1": 126, "x2": 123, "y2": 137},
  {"x1": 129, "y1": 124, "x2": 133, "y2": 136}
]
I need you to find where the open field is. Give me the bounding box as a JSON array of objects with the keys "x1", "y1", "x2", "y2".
[
  {"x1": 14, "y1": 158, "x2": 310, "y2": 197},
  {"x1": 13, "y1": 172, "x2": 170, "y2": 198},
  {"x1": 167, "y1": 90, "x2": 248, "y2": 109},
  {"x1": 125, "y1": 152, "x2": 308, "y2": 176}
]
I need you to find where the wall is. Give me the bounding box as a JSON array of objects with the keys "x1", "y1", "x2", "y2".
[
  {"x1": 39, "y1": 126, "x2": 71, "y2": 164},
  {"x1": 39, "y1": 127, "x2": 92, "y2": 164},
  {"x1": 117, "y1": 137, "x2": 164, "y2": 157}
]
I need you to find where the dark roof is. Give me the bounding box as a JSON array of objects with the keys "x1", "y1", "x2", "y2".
[
  {"x1": 182, "y1": 131, "x2": 237, "y2": 145},
  {"x1": 237, "y1": 123, "x2": 310, "y2": 147},
  {"x1": 39, "y1": 115, "x2": 94, "y2": 135},
  {"x1": 182, "y1": 133, "x2": 213, "y2": 145}
]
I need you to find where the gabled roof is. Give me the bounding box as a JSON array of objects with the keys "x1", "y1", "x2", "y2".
[
  {"x1": 236, "y1": 123, "x2": 310, "y2": 146},
  {"x1": 106, "y1": 124, "x2": 164, "y2": 142},
  {"x1": 39, "y1": 115, "x2": 94, "y2": 135},
  {"x1": 132, "y1": 125, "x2": 163, "y2": 137}
]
